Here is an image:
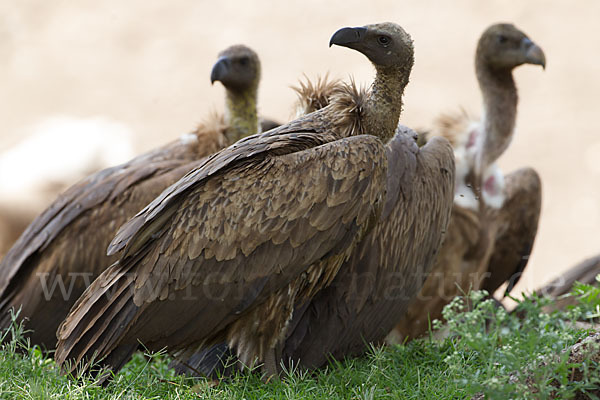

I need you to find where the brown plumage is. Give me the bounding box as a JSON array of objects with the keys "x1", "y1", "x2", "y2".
[
  {"x1": 277, "y1": 125, "x2": 454, "y2": 369},
  {"x1": 291, "y1": 74, "x2": 341, "y2": 117},
  {"x1": 55, "y1": 22, "x2": 418, "y2": 378},
  {"x1": 0, "y1": 44, "x2": 266, "y2": 349},
  {"x1": 171, "y1": 27, "x2": 455, "y2": 376},
  {"x1": 169, "y1": 73, "x2": 348, "y2": 376},
  {"x1": 480, "y1": 167, "x2": 541, "y2": 295},
  {"x1": 389, "y1": 23, "x2": 545, "y2": 342}
]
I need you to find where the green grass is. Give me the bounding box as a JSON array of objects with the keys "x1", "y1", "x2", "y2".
[{"x1": 1, "y1": 289, "x2": 599, "y2": 399}]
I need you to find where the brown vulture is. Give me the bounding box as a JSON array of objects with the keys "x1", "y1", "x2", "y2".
[
  {"x1": 389, "y1": 23, "x2": 546, "y2": 342},
  {"x1": 0, "y1": 44, "x2": 266, "y2": 349},
  {"x1": 157, "y1": 33, "x2": 457, "y2": 376},
  {"x1": 55, "y1": 22, "x2": 434, "y2": 379}
]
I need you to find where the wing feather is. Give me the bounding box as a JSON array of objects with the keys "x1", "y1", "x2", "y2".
[
  {"x1": 482, "y1": 167, "x2": 541, "y2": 294},
  {"x1": 179, "y1": 128, "x2": 455, "y2": 375},
  {"x1": 56, "y1": 133, "x2": 388, "y2": 372},
  {"x1": 278, "y1": 129, "x2": 455, "y2": 369},
  {"x1": 0, "y1": 126, "x2": 239, "y2": 347}
]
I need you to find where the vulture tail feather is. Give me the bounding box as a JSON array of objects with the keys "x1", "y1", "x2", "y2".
[{"x1": 55, "y1": 264, "x2": 141, "y2": 376}]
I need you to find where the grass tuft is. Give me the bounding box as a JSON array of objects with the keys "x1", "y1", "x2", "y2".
[{"x1": 1, "y1": 288, "x2": 599, "y2": 399}]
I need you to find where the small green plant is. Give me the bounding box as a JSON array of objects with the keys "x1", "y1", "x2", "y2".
[
  {"x1": 568, "y1": 274, "x2": 600, "y2": 320},
  {"x1": 436, "y1": 290, "x2": 598, "y2": 399}
]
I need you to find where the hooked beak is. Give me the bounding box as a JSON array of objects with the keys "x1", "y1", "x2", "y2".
[
  {"x1": 210, "y1": 57, "x2": 229, "y2": 84},
  {"x1": 329, "y1": 26, "x2": 368, "y2": 48},
  {"x1": 522, "y1": 38, "x2": 546, "y2": 69}
]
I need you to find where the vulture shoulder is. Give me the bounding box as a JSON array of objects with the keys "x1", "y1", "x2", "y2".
[
  {"x1": 56, "y1": 125, "x2": 388, "y2": 373},
  {"x1": 278, "y1": 126, "x2": 455, "y2": 369}
]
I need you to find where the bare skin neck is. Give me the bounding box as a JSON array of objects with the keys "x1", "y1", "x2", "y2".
[
  {"x1": 224, "y1": 86, "x2": 260, "y2": 144},
  {"x1": 476, "y1": 59, "x2": 518, "y2": 170},
  {"x1": 363, "y1": 64, "x2": 411, "y2": 143}
]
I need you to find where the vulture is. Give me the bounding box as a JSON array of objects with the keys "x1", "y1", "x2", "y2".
[
  {"x1": 171, "y1": 38, "x2": 456, "y2": 376},
  {"x1": 0, "y1": 44, "x2": 266, "y2": 349},
  {"x1": 54, "y1": 22, "x2": 435, "y2": 379},
  {"x1": 389, "y1": 23, "x2": 546, "y2": 342}
]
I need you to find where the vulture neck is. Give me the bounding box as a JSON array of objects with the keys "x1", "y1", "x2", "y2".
[
  {"x1": 224, "y1": 87, "x2": 260, "y2": 144},
  {"x1": 363, "y1": 64, "x2": 410, "y2": 143},
  {"x1": 476, "y1": 60, "x2": 518, "y2": 171}
]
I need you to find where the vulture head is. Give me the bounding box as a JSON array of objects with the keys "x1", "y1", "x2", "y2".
[
  {"x1": 477, "y1": 23, "x2": 546, "y2": 71},
  {"x1": 329, "y1": 22, "x2": 414, "y2": 141},
  {"x1": 209, "y1": 44, "x2": 262, "y2": 142},
  {"x1": 210, "y1": 44, "x2": 261, "y2": 93},
  {"x1": 329, "y1": 22, "x2": 414, "y2": 69}
]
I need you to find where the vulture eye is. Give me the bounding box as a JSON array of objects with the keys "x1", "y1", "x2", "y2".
[
  {"x1": 377, "y1": 35, "x2": 391, "y2": 46},
  {"x1": 497, "y1": 34, "x2": 508, "y2": 44},
  {"x1": 239, "y1": 56, "x2": 249, "y2": 66}
]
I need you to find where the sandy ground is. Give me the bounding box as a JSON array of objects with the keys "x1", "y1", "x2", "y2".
[{"x1": 0, "y1": 0, "x2": 598, "y2": 295}]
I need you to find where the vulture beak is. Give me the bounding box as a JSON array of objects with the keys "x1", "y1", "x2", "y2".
[
  {"x1": 210, "y1": 57, "x2": 230, "y2": 84},
  {"x1": 521, "y1": 37, "x2": 546, "y2": 69},
  {"x1": 329, "y1": 26, "x2": 368, "y2": 48}
]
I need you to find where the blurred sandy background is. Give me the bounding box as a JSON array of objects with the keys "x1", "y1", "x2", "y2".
[{"x1": 0, "y1": 0, "x2": 598, "y2": 295}]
